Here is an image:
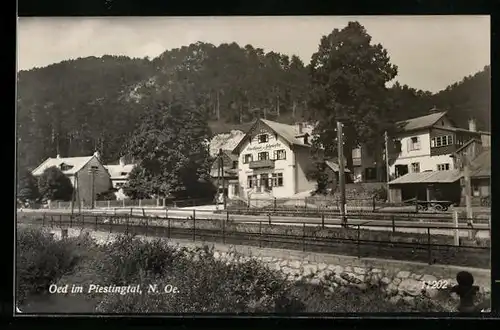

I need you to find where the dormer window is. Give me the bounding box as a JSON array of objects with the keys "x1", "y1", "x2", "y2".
[
  {"x1": 258, "y1": 134, "x2": 268, "y2": 143},
  {"x1": 59, "y1": 163, "x2": 74, "y2": 172},
  {"x1": 120, "y1": 172, "x2": 128, "y2": 176}
]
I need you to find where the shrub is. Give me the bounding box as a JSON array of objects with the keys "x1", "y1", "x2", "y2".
[
  {"x1": 371, "y1": 186, "x2": 388, "y2": 201},
  {"x1": 98, "y1": 235, "x2": 179, "y2": 286},
  {"x1": 95, "y1": 238, "x2": 303, "y2": 313},
  {"x1": 16, "y1": 227, "x2": 81, "y2": 304}
]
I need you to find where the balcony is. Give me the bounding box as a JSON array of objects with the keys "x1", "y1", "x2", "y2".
[{"x1": 249, "y1": 159, "x2": 275, "y2": 169}]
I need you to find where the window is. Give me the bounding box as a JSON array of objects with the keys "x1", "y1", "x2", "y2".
[
  {"x1": 431, "y1": 135, "x2": 453, "y2": 147},
  {"x1": 472, "y1": 183, "x2": 480, "y2": 197},
  {"x1": 232, "y1": 161, "x2": 238, "y2": 169},
  {"x1": 258, "y1": 152, "x2": 269, "y2": 161},
  {"x1": 258, "y1": 134, "x2": 268, "y2": 143},
  {"x1": 274, "y1": 149, "x2": 286, "y2": 160},
  {"x1": 272, "y1": 173, "x2": 284, "y2": 187},
  {"x1": 393, "y1": 140, "x2": 402, "y2": 153},
  {"x1": 120, "y1": 172, "x2": 128, "y2": 176},
  {"x1": 411, "y1": 162, "x2": 420, "y2": 173},
  {"x1": 364, "y1": 168, "x2": 377, "y2": 180},
  {"x1": 352, "y1": 148, "x2": 361, "y2": 159},
  {"x1": 261, "y1": 174, "x2": 270, "y2": 191},
  {"x1": 116, "y1": 183, "x2": 124, "y2": 188},
  {"x1": 59, "y1": 163, "x2": 74, "y2": 172},
  {"x1": 243, "y1": 154, "x2": 253, "y2": 164},
  {"x1": 408, "y1": 137, "x2": 420, "y2": 151},
  {"x1": 437, "y1": 163, "x2": 450, "y2": 171},
  {"x1": 247, "y1": 175, "x2": 257, "y2": 188}
]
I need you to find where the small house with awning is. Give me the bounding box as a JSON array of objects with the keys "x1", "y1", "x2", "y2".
[{"x1": 388, "y1": 170, "x2": 462, "y2": 205}]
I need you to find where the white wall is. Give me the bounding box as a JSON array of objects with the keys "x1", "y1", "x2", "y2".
[{"x1": 295, "y1": 147, "x2": 316, "y2": 193}]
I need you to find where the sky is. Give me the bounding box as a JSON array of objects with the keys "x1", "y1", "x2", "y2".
[{"x1": 17, "y1": 16, "x2": 490, "y2": 93}]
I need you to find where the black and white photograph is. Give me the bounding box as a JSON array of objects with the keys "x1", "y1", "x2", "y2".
[{"x1": 16, "y1": 16, "x2": 491, "y2": 314}]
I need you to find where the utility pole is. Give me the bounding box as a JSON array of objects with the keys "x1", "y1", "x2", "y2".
[
  {"x1": 217, "y1": 149, "x2": 222, "y2": 209},
  {"x1": 384, "y1": 130, "x2": 391, "y2": 202},
  {"x1": 337, "y1": 121, "x2": 347, "y2": 227},
  {"x1": 221, "y1": 152, "x2": 227, "y2": 210},
  {"x1": 463, "y1": 155, "x2": 473, "y2": 239},
  {"x1": 88, "y1": 166, "x2": 97, "y2": 209}
]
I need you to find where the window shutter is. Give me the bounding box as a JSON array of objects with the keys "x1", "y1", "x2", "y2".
[{"x1": 407, "y1": 138, "x2": 411, "y2": 151}]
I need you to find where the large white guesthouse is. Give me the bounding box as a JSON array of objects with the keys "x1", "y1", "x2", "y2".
[{"x1": 230, "y1": 118, "x2": 318, "y2": 200}]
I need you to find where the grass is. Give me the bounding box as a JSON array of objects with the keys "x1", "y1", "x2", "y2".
[{"x1": 16, "y1": 226, "x2": 470, "y2": 313}]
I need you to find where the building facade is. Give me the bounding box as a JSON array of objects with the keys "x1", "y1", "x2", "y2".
[
  {"x1": 351, "y1": 144, "x2": 378, "y2": 183},
  {"x1": 388, "y1": 110, "x2": 486, "y2": 179},
  {"x1": 32, "y1": 152, "x2": 111, "y2": 205},
  {"x1": 104, "y1": 157, "x2": 136, "y2": 200},
  {"x1": 231, "y1": 119, "x2": 318, "y2": 200}
]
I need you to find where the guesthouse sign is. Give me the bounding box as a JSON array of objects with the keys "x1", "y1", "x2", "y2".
[{"x1": 247, "y1": 142, "x2": 281, "y2": 152}]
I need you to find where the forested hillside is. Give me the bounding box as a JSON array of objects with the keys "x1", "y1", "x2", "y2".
[{"x1": 16, "y1": 39, "x2": 490, "y2": 172}]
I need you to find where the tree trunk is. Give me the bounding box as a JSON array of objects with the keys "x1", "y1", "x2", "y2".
[
  {"x1": 239, "y1": 104, "x2": 242, "y2": 124},
  {"x1": 292, "y1": 100, "x2": 297, "y2": 119}
]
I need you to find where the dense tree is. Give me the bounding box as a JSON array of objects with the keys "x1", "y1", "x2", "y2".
[
  {"x1": 17, "y1": 169, "x2": 40, "y2": 202},
  {"x1": 37, "y1": 167, "x2": 74, "y2": 201},
  {"x1": 122, "y1": 100, "x2": 214, "y2": 199},
  {"x1": 308, "y1": 21, "x2": 398, "y2": 179},
  {"x1": 308, "y1": 162, "x2": 330, "y2": 196},
  {"x1": 16, "y1": 35, "x2": 490, "y2": 187}
]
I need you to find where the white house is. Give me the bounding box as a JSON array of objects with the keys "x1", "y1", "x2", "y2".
[
  {"x1": 31, "y1": 152, "x2": 111, "y2": 205},
  {"x1": 230, "y1": 119, "x2": 322, "y2": 200},
  {"x1": 388, "y1": 109, "x2": 487, "y2": 179},
  {"x1": 103, "y1": 157, "x2": 136, "y2": 200}
]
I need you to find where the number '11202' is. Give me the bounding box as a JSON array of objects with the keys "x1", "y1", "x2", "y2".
[{"x1": 421, "y1": 280, "x2": 448, "y2": 289}]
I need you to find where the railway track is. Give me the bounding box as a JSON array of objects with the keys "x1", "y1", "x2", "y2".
[{"x1": 18, "y1": 215, "x2": 490, "y2": 269}]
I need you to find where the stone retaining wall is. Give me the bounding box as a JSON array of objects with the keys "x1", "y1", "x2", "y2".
[{"x1": 43, "y1": 226, "x2": 491, "y2": 307}]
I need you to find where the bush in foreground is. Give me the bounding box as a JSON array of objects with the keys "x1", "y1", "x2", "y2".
[
  {"x1": 18, "y1": 228, "x2": 461, "y2": 313},
  {"x1": 16, "y1": 227, "x2": 83, "y2": 304},
  {"x1": 96, "y1": 236, "x2": 302, "y2": 312}
]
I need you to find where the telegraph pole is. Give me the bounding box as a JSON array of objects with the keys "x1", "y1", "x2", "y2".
[
  {"x1": 463, "y1": 155, "x2": 473, "y2": 239},
  {"x1": 337, "y1": 121, "x2": 347, "y2": 227},
  {"x1": 220, "y1": 149, "x2": 227, "y2": 209},
  {"x1": 88, "y1": 167, "x2": 97, "y2": 209},
  {"x1": 384, "y1": 130, "x2": 391, "y2": 202},
  {"x1": 217, "y1": 149, "x2": 222, "y2": 209}
]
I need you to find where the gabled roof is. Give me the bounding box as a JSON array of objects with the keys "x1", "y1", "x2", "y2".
[
  {"x1": 325, "y1": 160, "x2": 351, "y2": 173},
  {"x1": 31, "y1": 156, "x2": 95, "y2": 176},
  {"x1": 104, "y1": 164, "x2": 136, "y2": 180},
  {"x1": 221, "y1": 149, "x2": 238, "y2": 162},
  {"x1": 232, "y1": 118, "x2": 311, "y2": 153},
  {"x1": 395, "y1": 111, "x2": 448, "y2": 132},
  {"x1": 469, "y1": 148, "x2": 490, "y2": 178},
  {"x1": 388, "y1": 170, "x2": 461, "y2": 185}
]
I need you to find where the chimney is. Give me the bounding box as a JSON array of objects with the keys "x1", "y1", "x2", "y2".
[
  {"x1": 298, "y1": 122, "x2": 303, "y2": 134},
  {"x1": 93, "y1": 151, "x2": 100, "y2": 160},
  {"x1": 119, "y1": 156, "x2": 125, "y2": 166},
  {"x1": 56, "y1": 154, "x2": 60, "y2": 159},
  {"x1": 468, "y1": 118, "x2": 477, "y2": 132}
]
